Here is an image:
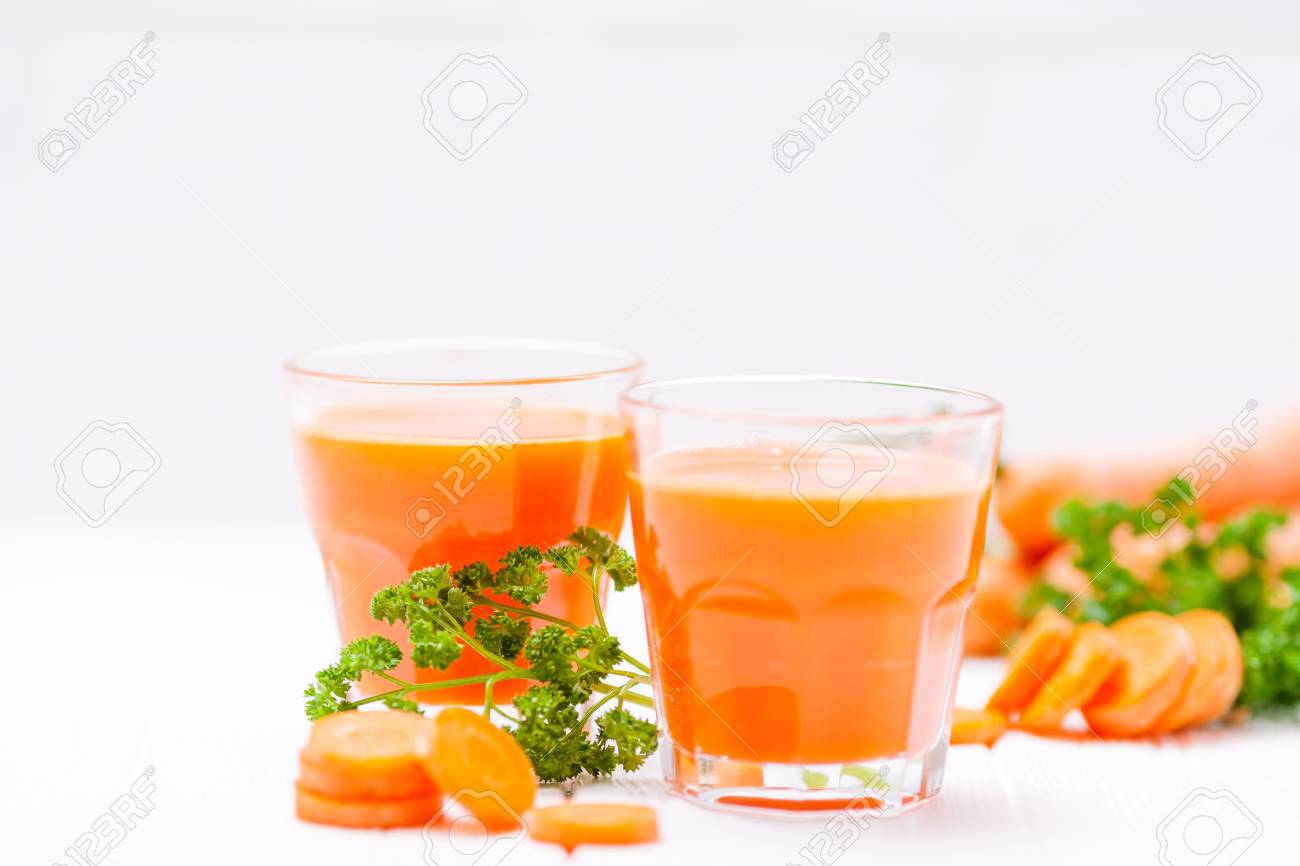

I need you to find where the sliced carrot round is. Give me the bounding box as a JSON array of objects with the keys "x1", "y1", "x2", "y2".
[
  {"x1": 422, "y1": 707, "x2": 536, "y2": 830},
  {"x1": 294, "y1": 782, "x2": 441, "y2": 829},
  {"x1": 950, "y1": 707, "x2": 1007, "y2": 746},
  {"x1": 1018, "y1": 621, "x2": 1120, "y2": 732},
  {"x1": 1082, "y1": 611, "x2": 1195, "y2": 737},
  {"x1": 306, "y1": 709, "x2": 436, "y2": 765},
  {"x1": 526, "y1": 803, "x2": 659, "y2": 850},
  {"x1": 298, "y1": 747, "x2": 435, "y2": 801},
  {"x1": 985, "y1": 607, "x2": 1075, "y2": 713},
  {"x1": 1151, "y1": 610, "x2": 1243, "y2": 733},
  {"x1": 303, "y1": 710, "x2": 436, "y2": 792}
]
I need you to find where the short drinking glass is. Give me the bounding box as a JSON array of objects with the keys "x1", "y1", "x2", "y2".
[
  {"x1": 621, "y1": 376, "x2": 1002, "y2": 812},
  {"x1": 285, "y1": 338, "x2": 641, "y2": 705}
]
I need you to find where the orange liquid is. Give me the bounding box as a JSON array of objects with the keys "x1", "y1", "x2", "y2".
[
  {"x1": 629, "y1": 442, "x2": 989, "y2": 764},
  {"x1": 294, "y1": 402, "x2": 627, "y2": 703}
]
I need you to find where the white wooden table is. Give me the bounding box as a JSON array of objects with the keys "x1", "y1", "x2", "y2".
[{"x1": 5, "y1": 518, "x2": 1295, "y2": 865}]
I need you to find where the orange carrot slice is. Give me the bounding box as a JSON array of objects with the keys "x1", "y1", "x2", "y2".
[
  {"x1": 950, "y1": 708, "x2": 1007, "y2": 746},
  {"x1": 1018, "y1": 622, "x2": 1120, "y2": 732},
  {"x1": 298, "y1": 747, "x2": 436, "y2": 801},
  {"x1": 422, "y1": 707, "x2": 536, "y2": 830},
  {"x1": 294, "y1": 782, "x2": 441, "y2": 829},
  {"x1": 1082, "y1": 612, "x2": 1195, "y2": 737},
  {"x1": 526, "y1": 803, "x2": 659, "y2": 850},
  {"x1": 303, "y1": 710, "x2": 436, "y2": 793},
  {"x1": 985, "y1": 607, "x2": 1075, "y2": 713},
  {"x1": 1151, "y1": 610, "x2": 1244, "y2": 733}
]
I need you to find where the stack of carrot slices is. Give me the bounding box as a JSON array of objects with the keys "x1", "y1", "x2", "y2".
[
  {"x1": 295, "y1": 707, "x2": 659, "y2": 850},
  {"x1": 952, "y1": 607, "x2": 1243, "y2": 746},
  {"x1": 295, "y1": 710, "x2": 442, "y2": 828}
]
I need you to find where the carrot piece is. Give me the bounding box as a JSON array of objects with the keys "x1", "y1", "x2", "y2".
[
  {"x1": 964, "y1": 556, "x2": 1033, "y2": 656},
  {"x1": 714, "y1": 760, "x2": 765, "y2": 787},
  {"x1": 1082, "y1": 612, "x2": 1196, "y2": 737},
  {"x1": 303, "y1": 710, "x2": 436, "y2": 793},
  {"x1": 1151, "y1": 610, "x2": 1244, "y2": 733},
  {"x1": 997, "y1": 412, "x2": 1300, "y2": 558},
  {"x1": 950, "y1": 707, "x2": 1007, "y2": 746},
  {"x1": 422, "y1": 707, "x2": 536, "y2": 830},
  {"x1": 985, "y1": 607, "x2": 1075, "y2": 713},
  {"x1": 1018, "y1": 622, "x2": 1120, "y2": 732},
  {"x1": 298, "y1": 747, "x2": 436, "y2": 801},
  {"x1": 997, "y1": 462, "x2": 1096, "y2": 559},
  {"x1": 294, "y1": 782, "x2": 441, "y2": 829},
  {"x1": 526, "y1": 803, "x2": 659, "y2": 850}
]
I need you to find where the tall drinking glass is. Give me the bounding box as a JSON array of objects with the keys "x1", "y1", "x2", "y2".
[
  {"x1": 285, "y1": 338, "x2": 641, "y2": 704},
  {"x1": 621, "y1": 377, "x2": 1002, "y2": 812}
]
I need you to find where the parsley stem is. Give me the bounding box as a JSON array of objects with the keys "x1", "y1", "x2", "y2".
[
  {"x1": 620, "y1": 654, "x2": 651, "y2": 675},
  {"x1": 483, "y1": 672, "x2": 522, "y2": 724},
  {"x1": 588, "y1": 563, "x2": 609, "y2": 634},
  {"x1": 345, "y1": 671, "x2": 535, "y2": 710},
  {"x1": 403, "y1": 673, "x2": 527, "y2": 691},
  {"x1": 435, "y1": 609, "x2": 516, "y2": 671},
  {"x1": 591, "y1": 681, "x2": 654, "y2": 708},
  {"x1": 469, "y1": 594, "x2": 577, "y2": 627},
  {"x1": 566, "y1": 675, "x2": 652, "y2": 747},
  {"x1": 469, "y1": 592, "x2": 652, "y2": 675}
]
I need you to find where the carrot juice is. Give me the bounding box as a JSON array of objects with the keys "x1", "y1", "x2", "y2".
[
  {"x1": 293, "y1": 401, "x2": 627, "y2": 703},
  {"x1": 628, "y1": 442, "x2": 989, "y2": 766}
]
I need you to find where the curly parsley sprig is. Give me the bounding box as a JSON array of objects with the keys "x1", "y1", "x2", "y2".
[
  {"x1": 1023, "y1": 478, "x2": 1300, "y2": 713},
  {"x1": 303, "y1": 528, "x2": 658, "y2": 783}
]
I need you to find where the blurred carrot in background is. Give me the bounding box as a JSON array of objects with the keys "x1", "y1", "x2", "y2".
[
  {"x1": 997, "y1": 411, "x2": 1300, "y2": 560},
  {"x1": 964, "y1": 555, "x2": 1034, "y2": 655}
]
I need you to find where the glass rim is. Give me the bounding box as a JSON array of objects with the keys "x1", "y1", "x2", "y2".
[
  {"x1": 283, "y1": 337, "x2": 643, "y2": 387},
  {"x1": 619, "y1": 374, "x2": 1003, "y2": 426}
]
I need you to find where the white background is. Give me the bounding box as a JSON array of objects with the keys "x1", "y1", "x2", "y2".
[{"x1": 4, "y1": 2, "x2": 1299, "y2": 864}]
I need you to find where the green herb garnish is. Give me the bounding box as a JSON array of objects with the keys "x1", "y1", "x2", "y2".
[
  {"x1": 304, "y1": 528, "x2": 658, "y2": 783},
  {"x1": 1025, "y1": 479, "x2": 1300, "y2": 713}
]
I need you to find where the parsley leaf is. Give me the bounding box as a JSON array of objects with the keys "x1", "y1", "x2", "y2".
[
  {"x1": 594, "y1": 708, "x2": 657, "y2": 773},
  {"x1": 495, "y1": 546, "x2": 548, "y2": 605},
  {"x1": 303, "y1": 636, "x2": 403, "y2": 721},
  {"x1": 474, "y1": 611, "x2": 531, "y2": 663}
]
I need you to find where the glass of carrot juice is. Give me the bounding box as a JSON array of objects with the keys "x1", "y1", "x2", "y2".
[
  {"x1": 621, "y1": 376, "x2": 1002, "y2": 812},
  {"x1": 285, "y1": 338, "x2": 641, "y2": 704}
]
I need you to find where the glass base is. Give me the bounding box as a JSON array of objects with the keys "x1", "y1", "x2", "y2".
[{"x1": 664, "y1": 737, "x2": 949, "y2": 816}]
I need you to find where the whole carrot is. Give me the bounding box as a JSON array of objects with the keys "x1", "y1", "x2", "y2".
[{"x1": 998, "y1": 410, "x2": 1300, "y2": 558}]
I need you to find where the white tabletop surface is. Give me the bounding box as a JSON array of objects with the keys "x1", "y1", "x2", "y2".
[{"x1": 5, "y1": 517, "x2": 1297, "y2": 866}]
